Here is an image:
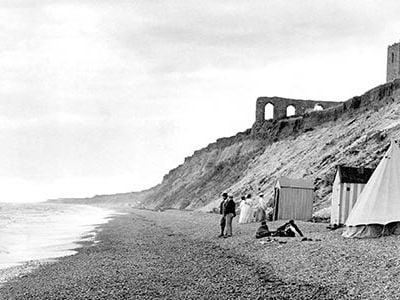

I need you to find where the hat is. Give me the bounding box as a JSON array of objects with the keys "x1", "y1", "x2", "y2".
[{"x1": 222, "y1": 192, "x2": 228, "y2": 197}]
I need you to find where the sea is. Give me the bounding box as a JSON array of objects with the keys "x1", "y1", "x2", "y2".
[{"x1": 0, "y1": 202, "x2": 116, "y2": 284}]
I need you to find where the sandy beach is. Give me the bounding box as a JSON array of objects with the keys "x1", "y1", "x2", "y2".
[{"x1": 1, "y1": 208, "x2": 399, "y2": 299}]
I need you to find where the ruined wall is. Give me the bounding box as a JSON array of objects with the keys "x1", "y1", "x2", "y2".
[
  {"x1": 255, "y1": 97, "x2": 340, "y2": 122},
  {"x1": 252, "y1": 78, "x2": 400, "y2": 139},
  {"x1": 387, "y1": 42, "x2": 400, "y2": 82}
]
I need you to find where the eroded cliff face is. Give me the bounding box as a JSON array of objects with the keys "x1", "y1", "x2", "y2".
[
  {"x1": 52, "y1": 80, "x2": 400, "y2": 213},
  {"x1": 140, "y1": 80, "x2": 400, "y2": 212},
  {"x1": 142, "y1": 132, "x2": 265, "y2": 209}
]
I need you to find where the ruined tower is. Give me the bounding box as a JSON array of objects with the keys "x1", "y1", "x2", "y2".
[{"x1": 387, "y1": 42, "x2": 400, "y2": 82}]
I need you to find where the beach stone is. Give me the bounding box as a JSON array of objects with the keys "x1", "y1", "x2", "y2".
[{"x1": 1, "y1": 209, "x2": 396, "y2": 299}]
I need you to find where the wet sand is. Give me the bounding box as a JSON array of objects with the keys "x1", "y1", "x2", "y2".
[{"x1": 0, "y1": 209, "x2": 399, "y2": 299}]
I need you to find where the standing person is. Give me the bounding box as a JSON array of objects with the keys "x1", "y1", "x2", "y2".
[
  {"x1": 218, "y1": 192, "x2": 228, "y2": 237},
  {"x1": 237, "y1": 196, "x2": 246, "y2": 216},
  {"x1": 239, "y1": 196, "x2": 252, "y2": 224},
  {"x1": 225, "y1": 195, "x2": 236, "y2": 237},
  {"x1": 255, "y1": 193, "x2": 267, "y2": 222},
  {"x1": 219, "y1": 193, "x2": 236, "y2": 237},
  {"x1": 246, "y1": 194, "x2": 257, "y2": 222}
]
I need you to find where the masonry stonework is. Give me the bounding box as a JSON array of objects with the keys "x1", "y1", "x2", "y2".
[
  {"x1": 255, "y1": 97, "x2": 340, "y2": 123},
  {"x1": 252, "y1": 79, "x2": 400, "y2": 139},
  {"x1": 387, "y1": 42, "x2": 400, "y2": 82}
]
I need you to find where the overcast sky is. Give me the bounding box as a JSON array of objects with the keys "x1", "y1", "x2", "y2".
[{"x1": 1, "y1": 0, "x2": 400, "y2": 202}]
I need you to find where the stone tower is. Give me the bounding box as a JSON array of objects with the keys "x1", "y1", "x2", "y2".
[{"x1": 387, "y1": 42, "x2": 400, "y2": 82}]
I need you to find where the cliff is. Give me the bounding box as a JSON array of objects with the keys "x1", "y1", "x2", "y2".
[
  {"x1": 48, "y1": 189, "x2": 153, "y2": 208},
  {"x1": 52, "y1": 79, "x2": 400, "y2": 214},
  {"x1": 141, "y1": 79, "x2": 400, "y2": 212}
]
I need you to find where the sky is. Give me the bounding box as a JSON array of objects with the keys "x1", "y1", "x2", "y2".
[{"x1": 1, "y1": 0, "x2": 400, "y2": 202}]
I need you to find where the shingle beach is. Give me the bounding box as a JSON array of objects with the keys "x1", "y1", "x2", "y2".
[{"x1": 1, "y1": 208, "x2": 399, "y2": 299}]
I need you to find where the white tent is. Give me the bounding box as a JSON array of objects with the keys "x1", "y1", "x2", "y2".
[{"x1": 343, "y1": 140, "x2": 400, "y2": 238}]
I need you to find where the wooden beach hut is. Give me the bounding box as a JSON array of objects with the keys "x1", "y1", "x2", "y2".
[
  {"x1": 272, "y1": 177, "x2": 314, "y2": 221},
  {"x1": 330, "y1": 165, "x2": 375, "y2": 226}
]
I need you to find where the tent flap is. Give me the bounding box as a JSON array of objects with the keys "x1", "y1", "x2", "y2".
[
  {"x1": 343, "y1": 222, "x2": 400, "y2": 238},
  {"x1": 343, "y1": 141, "x2": 400, "y2": 238}
]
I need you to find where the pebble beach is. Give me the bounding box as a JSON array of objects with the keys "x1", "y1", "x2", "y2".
[{"x1": 1, "y1": 208, "x2": 399, "y2": 299}]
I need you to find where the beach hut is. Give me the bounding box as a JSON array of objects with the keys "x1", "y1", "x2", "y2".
[
  {"x1": 330, "y1": 165, "x2": 375, "y2": 226},
  {"x1": 343, "y1": 140, "x2": 400, "y2": 238},
  {"x1": 272, "y1": 177, "x2": 314, "y2": 221}
]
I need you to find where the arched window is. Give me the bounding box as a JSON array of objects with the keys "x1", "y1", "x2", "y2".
[
  {"x1": 314, "y1": 104, "x2": 323, "y2": 111},
  {"x1": 392, "y1": 52, "x2": 395, "y2": 63},
  {"x1": 265, "y1": 103, "x2": 274, "y2": 120},
  {"x1": 286, "y1": 105, "x2": 295, "y2": 117}
]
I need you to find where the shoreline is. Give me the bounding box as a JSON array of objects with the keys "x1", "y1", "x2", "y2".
[
  {"x1": 0, "y1": 261, "x2": 47, "y2": 287},
  {"x1": 0, "y1": 233, "x2": 99, "y2": 287},
  {"x1": 1, "y1": 209, "x2": 399, "y2": 299},
  {"x1": 0, "y1": 204, "x2": 121, "y2": 288}
]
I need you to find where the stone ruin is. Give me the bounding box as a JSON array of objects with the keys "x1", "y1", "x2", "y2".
[
  {"x1": 255, "y1": 97, "x2": 339, "y2": 122},
  {"x1": 252, "y1": 79, "x2": 400, "y2": 139},
  {"x1": 387, "y1": 42, "x2": 400, "y2": 82},
  {"x1": 250, "y1": 40, "x2": 400, "y2": 138}
]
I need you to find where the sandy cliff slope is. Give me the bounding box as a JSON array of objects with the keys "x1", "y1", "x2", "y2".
[
  {"x1": 52, "y1": 80, "x2": 400, "y2": 214},
  {"x1": 141, "y1": 81, "x2": 400, "y2": 212},
  {"x1": 148, "y1": 106, "x2": 399, "y2": 212}
]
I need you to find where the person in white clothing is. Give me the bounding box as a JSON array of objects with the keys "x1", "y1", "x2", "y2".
[{"x1": 239, "y1": 194, "x2": 254, "y2": 224}]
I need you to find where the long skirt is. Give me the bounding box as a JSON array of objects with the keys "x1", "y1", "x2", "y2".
[{"x1": 239, "y1": 205, "x2": 253, "y2": 223}]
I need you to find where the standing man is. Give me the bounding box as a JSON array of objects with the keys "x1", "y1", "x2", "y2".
[
  {"x1": 219, "y1": 193, "x2": 236, "y2": 238},
  {"x1": 219, "y1": 192, "x2": 228, "y2": 237}
]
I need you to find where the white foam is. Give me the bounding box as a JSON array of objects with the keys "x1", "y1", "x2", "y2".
[{"x1": 0, "y1": 203, "x2": 116, "y2": 284}]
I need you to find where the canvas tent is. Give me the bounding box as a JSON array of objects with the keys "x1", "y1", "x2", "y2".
[
  {"x1": 331, "y1": 165, "x2": 375, "y2": 226},
  {"x1": 273, "y1": 177, "x2": 314, "y2": 221},
  {"x1": 343, "y1": 140, "x2": 400, "y2": 238}
]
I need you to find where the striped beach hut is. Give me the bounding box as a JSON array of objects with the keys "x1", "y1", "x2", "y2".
[
  {"x1": 272, "y1": 177, "x2": 314, "y2": 221},
  {"x1": 330, "y1": 165, "x2": 375, "y2": 226}
]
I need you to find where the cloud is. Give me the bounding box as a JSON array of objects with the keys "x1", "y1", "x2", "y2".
[
  {"x1": 111, "y1": 0, "x2": 400, "y2": 75},
  {"x1": 1, "y1": 0, "x2": 400, "y2": 201}
]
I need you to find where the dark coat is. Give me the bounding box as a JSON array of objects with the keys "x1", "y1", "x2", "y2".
[
  {"x1": 276, "y1": 221, "x2": 304, "y2": 237},
  {"x1": 220, "y1": 199, "x2": 236, "y2": 216},
  {"x1": 256, "y1": 224, "x2": 271, "y2": 239}
]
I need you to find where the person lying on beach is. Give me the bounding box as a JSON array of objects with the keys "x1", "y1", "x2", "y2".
[
  {"x1": 272, "y1": 220, "x2": 304, "y2": 237},
  {"x1": 255, "y1": 221, "x2": 271, "y2": 239},
  {"x1": 256, "y1": 220, "x2": 304, "y2": 239}
]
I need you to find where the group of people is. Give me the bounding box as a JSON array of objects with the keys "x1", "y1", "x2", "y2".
[
  {"x1": 238, "y1": 193, "x2": 270, "y2": 224},
  {"x1": 218, "y1": 192, "x2": 303, "y2": 239}
]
